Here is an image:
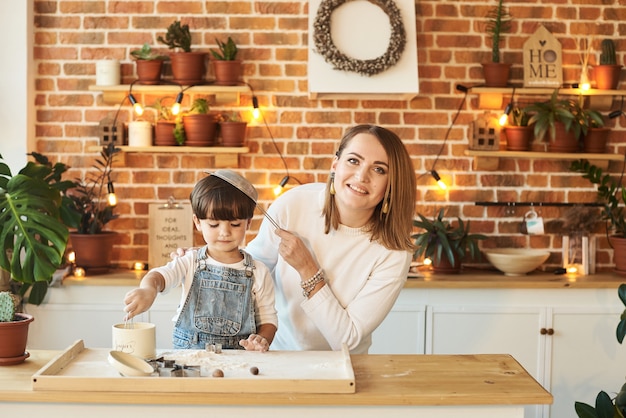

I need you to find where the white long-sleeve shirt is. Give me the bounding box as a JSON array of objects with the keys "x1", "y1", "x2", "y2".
[
  {"x1": 151, "y1": 248, "x2": 278, "y2": 329},
  {"x1": 245, "y1": 183, "x2": 411, "y2": 354}
]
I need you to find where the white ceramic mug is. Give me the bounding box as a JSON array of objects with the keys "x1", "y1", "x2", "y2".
[
  {"x1": 112, "y1": 322, "x2": 156, "y2": 359},
  {"x1": 128, "y1": 121, "x2": 153, "y2": 147},
  {"x1": 96, "y1": 59, "x2": 120, "y2": 86}
]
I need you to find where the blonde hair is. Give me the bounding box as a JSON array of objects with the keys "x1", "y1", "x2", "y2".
[{"x1": 322, "y1": 125, "x2": 416, "y2": 251}]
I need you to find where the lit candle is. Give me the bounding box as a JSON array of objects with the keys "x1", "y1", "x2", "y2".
[
  {"x1": 134, "y1": 262, "x2": 145, "y2": 271},
  {"x1": 74, "y1": 267, "x2": 86, "y2": 278}
]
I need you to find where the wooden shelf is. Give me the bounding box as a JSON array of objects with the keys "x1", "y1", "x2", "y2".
[
  {"x1": 89, "y1": 84, "x2": 249, "y2": 106},
  {"x1": 88, "y1": 145, "x2": 249, "y2": 168},
  {"x1": 464, "y1": 149, "x2": 624, "y2": 171},
  {"x1": 469, "y1": 86, "x2": 626, "y2": 110}
]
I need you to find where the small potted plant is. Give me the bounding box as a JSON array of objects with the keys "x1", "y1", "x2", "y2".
[
  {"x1": 482, "y1": 0, "x2": 512, "y2": 87},
  {"x1": 503, "y1": 106, "x2": 534, "y2": 151},
  {"x1": 65, "y1": 142, "x2": 121, "y2": 274},
  {"x1": 130, "y1": 43, "x2": 169, "y2": 85},
  {"x1": 217, "y1": 111, "x2": 247, "y2": 147},
  {"x1": 570, "y1": 159, "x2": 626, "y2": 274},
  {"x1": 182, "y1": 98, "x2": 218, "y2": 146},
  {"x1": 525, "y1": 89, "x2": 581, "y2": 152},
  {"x1": 157, "y1": 20, "x2": 207, "y2": 85},
  {"x1": 580, "y1": 106, "x2": 609, "y2": 153},
  {"x1": 593, "y1": 38, "x2": 622, "y2": 90},
  {"x1": 412, "y1": 209, "x2": 486, "y2": 274},
  {"x1": 210, "y1": 36, "x2": 242, "y2": 86},
  {"x1": 150, "y1": 97, "x2": 183, "y2": 146}
]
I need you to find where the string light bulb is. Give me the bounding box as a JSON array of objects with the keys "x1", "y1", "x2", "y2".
[
  {"x1": 252, "y1": 96, "x2": 260, "y2": 120},
  {"x1": 128, "y1": 94, "x2": 144, "y2": 116},
  {"x1": 499, "y1": 102, "x2": 512, "y2": 126},
  {"x1": 107, "y1": 181, "x2": 117, "y2": 206},
  {"x1": 273, "y1": 176, "x2": 289, "y2": 196},
  {"x1": 431, "y1": 170, "x2": 447, "y2": 190},
  {"x1": 171, "y1": 92, "x2": 184, "y2": 115}
]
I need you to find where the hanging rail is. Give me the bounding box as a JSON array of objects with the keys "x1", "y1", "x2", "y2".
[{"x1": 475, "y1": 201, "x2": 603, "y2": 207}]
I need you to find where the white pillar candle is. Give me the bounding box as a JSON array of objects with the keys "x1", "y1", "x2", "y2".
[
  {"x1": 128, "y1": 121, "x2": 153, "y2": 147},
  {"x1": 96, "y1": 59, "x2": 120, "y2": 86}
]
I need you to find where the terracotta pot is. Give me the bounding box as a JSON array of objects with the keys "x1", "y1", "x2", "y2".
[
  {"x1": 212, "y1": 60, "x2": 242, "y2": 86},
  {"x1": 170, "y1": 52, "x2": 207, "y2": 85},
  {"x1": 547, "y1": 121, "x2": 580, "y2": 153},
  {"x1": 135, "y1": 60, "x2": 164, "y2": 85},
  {"x1": 582, "y1": 127, "x2": 610, "y2": 153},
  {"x1": 504, "y1": 126, "x2": 533, "y2": 151},
  {"x1": 593, "y1": 65, "x2": 623, "y2": 90},
  {"x1": 219, "y1": 121, "x2": 247, "y2": 147},
  {"x1": 0, "y1": 313, "x2": 34, "y2": 364},
  {"x1": 431, "y1": 256, "x2": 461, "y2": 275},
  {"x1": 183, "y1": 114, "x2": 217, "y2": 146},
  {"x1": 610, "y1": 236, "x2": 626, "y2": 275},
  {"x1": 70, "y1": 232, "x2": 117, "y2": 274},
  {"x1": 482, "y1": 63, "x2": 511, "y2": 87},
  {"x1": 154, "y1": 121, "x2": 177, "y2": 146}
]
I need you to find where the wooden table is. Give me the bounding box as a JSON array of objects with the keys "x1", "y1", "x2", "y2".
[{"x1": 0, "y1": 349, "x2": 551, "y2": 418}]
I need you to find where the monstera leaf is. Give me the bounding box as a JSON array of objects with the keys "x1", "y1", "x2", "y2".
[{"x1": 0, "y1": 163, "x2": 69, "y2": 305}]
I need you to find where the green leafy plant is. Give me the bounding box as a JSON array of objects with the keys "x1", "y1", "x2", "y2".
[
  {"x1": 66, "y1": 142, "x2": 120, "y2": 234},
  {"x1": 575, "y1": 386, "x2": 626, "y2": 418},
  {"x1": 600, "y1": 39, "x2": 617, "y2": 65},
  {"x1": 157, "y1": 20, "x2": 192, "y2": 53},
  {"x1": 509, "y1": 106, "x2": 531, "y2": 127},
  {"x1": 188, "y1": 98, "x2": 210, "y2": 115},
  {"x1": 485, "y1": 0, "x2": 511, "y2": 63},
  {"x1": 130, "y1": 43, "x2": 169, "y2": 61},
  {"x1": 210, "y1": 37, "x2": 238, "y2": 61},
  {"x1": 570, "y1": 159, "x2": 626, "y2": 239},
  {"x1": 0, "y1": 152, "x2": 79, "y2": 304},
  {"x1": 412, "y1": 208, "x2": 486, "y2": 267}
]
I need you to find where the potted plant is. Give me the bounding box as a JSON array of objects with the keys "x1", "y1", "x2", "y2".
[
  {"x1": 525, "y1": 89, "x2": 583, "y2": 153},
  {"x1": 210, "y1": 36, "x2": 242, "y2": 86},
  {"x1": 503, "y1": 106, "x2": 534, "y2": 151},
  {"x1": 182, "y1": 98, "x2": 218, "y2": 146},
  {"x1": 217, "y1": 111, "x2": 247, "y2": 147},
  {"x1": 570, "y1": 159, "x2": 626, "y2": 274},
  {"x1": 157, "y1": 20, "x2": 207, "y2": 85},
  {"x1": 482, "y1": 0, "x2": 512, "y2": 87},
  {"x1": 593, "y1": 38, "x2": 622, "y2": 90},
  {"x1": 581, "y1": 108, "x2": 609, "y2": 154},
  {"x1": 130, "y1": 43, "x2": 169, "y2": 85},
  {"x1": 150, "y1": 97, "x2": 183, "y2": 146},
  {"x1": 412, "y1": 209, "x2": 487, "y2": 274},
  {"x1": 0, "y1": 291, "x2": 33, "y2": 365},
  {"x1": 65, "y1": 142, "x2": 121, "y2": 274}
]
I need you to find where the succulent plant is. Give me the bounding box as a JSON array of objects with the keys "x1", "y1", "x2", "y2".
[
  {"x1": 157, "y1": 20, "x2": 192, "y2": 53},
  {"x1": 210, "y1": 37, "x2": 238, "y2": 61},
  {"x1": 0, "y1": 291, "x2": 16, "y2": 322},
  {"x1": 600, "y1": 39, "x2": 617, "y2": 65}
]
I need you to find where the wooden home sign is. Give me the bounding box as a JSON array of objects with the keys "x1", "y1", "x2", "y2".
[{"x1": 523, "y1": 25, "x2": 562, "y2": 88}]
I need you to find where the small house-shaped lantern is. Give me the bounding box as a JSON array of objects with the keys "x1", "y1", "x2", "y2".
[
  {"x1": 523, "y1": 25, "x2": 562, "y2": 88},
  {"x1": 469, "y1": 112, "x2": 501, "y2": 151}
]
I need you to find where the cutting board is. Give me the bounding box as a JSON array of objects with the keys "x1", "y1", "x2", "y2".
[{"x1": 32, "y1": 340, "x2": 355, "y2": 393}]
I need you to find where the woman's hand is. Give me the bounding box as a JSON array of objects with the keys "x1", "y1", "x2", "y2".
[
  {"x1": 275, "y1": 229, "x2": 319, "y2": 278},
  {"x1": 239, "y1": 334, "x2": 269, "y2": 352}
]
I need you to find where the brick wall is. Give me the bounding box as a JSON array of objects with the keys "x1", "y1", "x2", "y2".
[{"x1": 32, "y1": 0, "x2": 626, "y2": 271}]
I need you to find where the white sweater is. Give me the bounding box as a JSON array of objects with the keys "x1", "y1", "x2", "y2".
[{"x1": 245, "y1": 183, "x2": 411, "y2": 354}]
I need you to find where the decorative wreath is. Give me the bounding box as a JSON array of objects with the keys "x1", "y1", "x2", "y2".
[{"x1": 313, "y1": 0, "x2": 406, "y2": 77}]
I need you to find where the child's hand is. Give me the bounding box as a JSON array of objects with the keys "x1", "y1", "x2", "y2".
[
  {"x1": 239, "y1": 334, "x2": 269, "y2": 352},
  {"x1": 123, "y1": 287, "x2": 157, "y2": 320}
]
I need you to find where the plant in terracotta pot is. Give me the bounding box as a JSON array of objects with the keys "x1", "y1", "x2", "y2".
[
  {"x1": 150, "y1": 97, "x2": 184, "y2": 146},
  {"x1": 482, "y1": 0, "x2": 512, "y2": 87},
  {"x1": 0, "y1": 291, "x2": 34, "y2": 365},
  {"x1": 412, "y1": 209, "x2": 486, "y2": 274},
  {"x1": 157, "y1": 20, "x2": 207, "y2": 85},
  {"x1": 570, "y1": 159, "x2": 626, "y2": 274},
  {"x1": 130, "y1": 43, "x2": 169, "y2": 85},
  {"x1": 210, "y1": 36, "x2": 242, "y2": 86},
  {"x1": 525, "y1": 89, "x2": 582, "y2": 153},
  {"x1": 217, "y1": 111, "x2": 247, "y2": 147},
  {"x1": 503, "y1": 106, "x2": 534, "y2": 151},
  {"x1": 594, "y1": 38, "x2": 622, "y2": 90},
  {"x1": 182, "y1": 98, "x2": 218, "y2": 146},
  {"x1": 580, "y1": 107, "x2": 609, "y2": 154},
  {"x1": 65, "y1": 142, "x2": 121, "y2": 274}
]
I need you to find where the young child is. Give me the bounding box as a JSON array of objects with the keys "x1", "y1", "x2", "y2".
[{"x1": 123, "y1": 170, "x2": 277, "y2": 351}]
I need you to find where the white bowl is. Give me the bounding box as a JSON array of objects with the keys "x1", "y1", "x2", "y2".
[
  {"x1": 484, "y1": 249, "x2": 550, "y2": 276},
  {"x1": 108, "y1": 350, "x2": 154, "y2": 377}
]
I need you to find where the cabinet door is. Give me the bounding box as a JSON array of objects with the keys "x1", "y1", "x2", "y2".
[
  {"x1": 370, "y1": 298, "x2": 426, "y2": 354},
  {"x1": 548, "y1": 307, "x2": 626, "y2": 418},
  {"x1": 426, "y1": 305, "x2": 546, "y2": 418}
]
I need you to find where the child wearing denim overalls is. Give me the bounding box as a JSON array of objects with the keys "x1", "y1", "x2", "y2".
[{"x1": 123, "y1": 170, "x2": 277, "y2": 351}]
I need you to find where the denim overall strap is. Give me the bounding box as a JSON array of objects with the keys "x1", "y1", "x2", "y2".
[{"x1": 172, "y1": 246, "x2": 257, "y2": 349}]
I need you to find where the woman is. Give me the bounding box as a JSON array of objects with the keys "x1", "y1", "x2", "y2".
[{"x1": 246, "y1": 124, "x2": 416, "y2": 354}]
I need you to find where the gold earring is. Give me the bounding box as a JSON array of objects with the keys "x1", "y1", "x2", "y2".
[
  {"x1": 382, "y1": 200, "x2": 389, "y2": 214},
  {"x1": 329, "y1": 173, "x2": 335, "y2": 195}
]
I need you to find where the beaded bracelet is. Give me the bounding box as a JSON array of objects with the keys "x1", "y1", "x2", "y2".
[{"x1": 301, "y1": 269, "x2": 325, "y2": 297}]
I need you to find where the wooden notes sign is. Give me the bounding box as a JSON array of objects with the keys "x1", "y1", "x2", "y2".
[
  {"x1": 149, "y1": 202, "x2": 194, "y2": 269},
  {"x1": 523, "y1": 25, "x2": 562, "y2": 88}
]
